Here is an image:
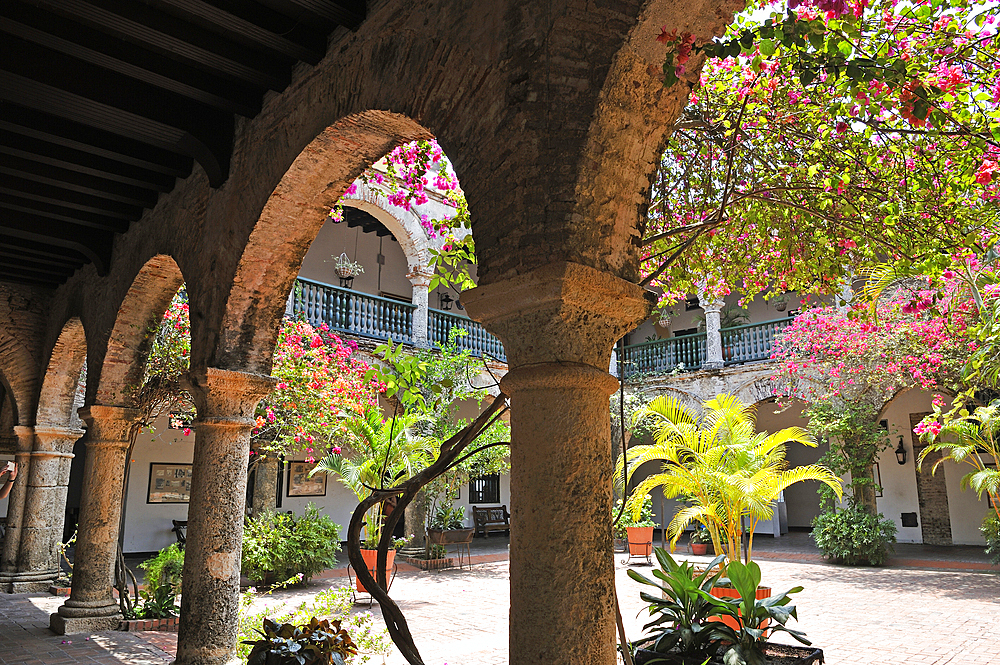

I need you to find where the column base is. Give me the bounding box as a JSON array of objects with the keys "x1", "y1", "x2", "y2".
[
  {"x1": 51, "y1": 599, "x2": 123, "y2": 634},
  {"x1": 0, "y1": 569, "x2": 59, "y2": 593}
]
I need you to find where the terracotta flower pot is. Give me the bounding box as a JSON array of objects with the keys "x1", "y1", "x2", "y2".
[
  {"x1": 691, "y1": 542, "x2": 709, "y2": 555},
  {"x1": 626, "y1": 526, "x2": 654, "y2": 556},
  {"x1": 427, "y1": 528, "x2": 474, "y2": 545},
  {"x1": 358, "y1": 548, "x2": 396, "y2": 593},
  {"x1": 709, "y1": 584, "x2": 771, "y2": 631}
]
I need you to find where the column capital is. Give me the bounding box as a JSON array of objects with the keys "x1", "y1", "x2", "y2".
[
  {"x1": 12, "y1": 426, "x2": 34, "y2": 452},
  {"x1": 697, "y1": 292, "x2": 725, "y2": 313},
  {"x1": 188, "y1": 367, "x2": 276, "y2": 421},
  {"x1": 463, "y1": 262, "x2": 655, "y2": 368},
  {"x1": 406, "y1": 265, "x2": 435, "y2": 287},
  {"x1": 77, "y1": 405, "x2": 140, "y2": 444},
  {"x1": 32, "y1": 426, "x2": 84, "y2": 453}
]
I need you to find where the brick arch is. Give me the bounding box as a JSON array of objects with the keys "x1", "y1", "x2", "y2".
[
  {"x1": 0, "y1": 327, "x2": 41, "y2": 427},
  {"x1": 35, "y1": 317, "x2": 87, "y2": 428},
  {"x1": 94, "y1": 255, "x2": 185, "y2": 406}
]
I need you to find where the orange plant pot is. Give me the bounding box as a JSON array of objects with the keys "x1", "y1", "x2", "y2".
[
  {"x1": 691, "y1": 542, "x2": 709, "y2": 556},
  {"x1": 709, "y1": 585, "x2": 771, "y2": 631},
  {"x1": 357, "y1": 549, "x2": 396, "y2": 593},
  {"x1": 626, "y1": 526, "x2": 654, "y2": 556}
]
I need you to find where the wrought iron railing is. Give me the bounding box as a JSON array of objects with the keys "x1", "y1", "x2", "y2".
[
  {"x1": 429, "y1": 309, "x2": 507, "y2": 362},
  {"x1": 619, "y1": 333, "x2": 707, "y2": 378},
  {"x1": 293, "y1": 278, "x2": 416, "y2": 343},
  {"x1": 721, "y1": 318, "x2": 793, "y2": 365}
]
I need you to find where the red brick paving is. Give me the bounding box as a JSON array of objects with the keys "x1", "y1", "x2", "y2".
[{"x1": 2, "y1": 547, "x2": 998, "y2": 665}]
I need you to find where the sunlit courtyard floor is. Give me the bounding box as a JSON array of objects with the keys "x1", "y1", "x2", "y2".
[{"x1": 2, "y1": 535, "x2": 998, "y2": 665}]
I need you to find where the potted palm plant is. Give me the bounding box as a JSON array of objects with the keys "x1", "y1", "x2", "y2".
[
  {"x1": 427, "y1": 505, "x2": 474, "y2": 545},
  {"x1": 311, "y1": 406, "x2": 433, "y2": 592}
]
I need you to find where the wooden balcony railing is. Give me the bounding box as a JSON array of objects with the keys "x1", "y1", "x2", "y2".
[
  {"x1": 429, "y1": 309, "x2": 507, "y2": 362},
  {"x1": 721, "y1": 318, "x2": 793, "y2": 365},
  {"x1": 619, "y1": 333, "x2": 707, "y2": 378},
  {"x1": 293, "y1": 278, "x2": 416, "y2": 343}
]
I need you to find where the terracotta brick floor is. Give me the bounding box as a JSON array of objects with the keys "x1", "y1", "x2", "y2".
[{"x1": 2, "y1": 539, "x2": 998, "y2": 665}]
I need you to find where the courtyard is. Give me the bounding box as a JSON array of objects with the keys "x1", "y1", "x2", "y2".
[{"x1": 2, "y1": 538, "x2": 997, "y2": 665}]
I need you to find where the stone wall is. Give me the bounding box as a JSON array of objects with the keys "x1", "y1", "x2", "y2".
[{"x1": 910, "y1": 412, "x2": 953, "y2": 545}]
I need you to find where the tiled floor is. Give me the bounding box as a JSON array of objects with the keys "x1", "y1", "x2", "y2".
[{"x1": 3, "y1": 534, "x2": 997, "y2": 665}]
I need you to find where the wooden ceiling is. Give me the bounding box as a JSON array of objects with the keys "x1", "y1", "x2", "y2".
[{"x1": 0, "y1": 0, "x2": 366, "y2": 287}]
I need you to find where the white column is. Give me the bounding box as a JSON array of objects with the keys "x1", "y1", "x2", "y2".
[
  {"x1": 408, "y1": 267, "x2": 433, "y2": 348},
  {"x1": 699, "y1": 291, "x2": 725, "y2": 370}
]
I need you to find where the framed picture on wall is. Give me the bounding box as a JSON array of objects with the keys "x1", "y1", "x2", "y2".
[
  {"x1": 287, "y1": 461, "x2": 327, "y2": 497},
  {"x1": 147, "y1": 463, "x2": 193, "y2": 503}
]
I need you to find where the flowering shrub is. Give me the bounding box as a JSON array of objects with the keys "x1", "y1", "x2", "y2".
[
  {"x1": 812, "y1": 503, "x2": 897, "y2": 566},
  {"x1": 643, "y1": 0, "x2": 1000, "y2": 308},
  {"x1": 252, "y1": 319, "x2": 382, "y2": 460}
]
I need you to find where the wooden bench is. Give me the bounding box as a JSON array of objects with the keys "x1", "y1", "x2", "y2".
[{"x1": 472, "y1": 505, "x2": 510, "y2": 537}]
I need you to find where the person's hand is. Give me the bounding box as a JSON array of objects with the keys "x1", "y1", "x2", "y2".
[{"x1": 2, "y1": 460, "x2": 15, "y2": 480}]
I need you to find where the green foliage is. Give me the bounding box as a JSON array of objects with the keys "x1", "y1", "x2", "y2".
[
  {"x1": 689, "y1": 526, "x2": 713, "y2": 545},
  {"x1": 132, "y1": 544, "x2": 185, "y2": 619},
  {"x1": 620, "y1": 494, "x2": 658, "y2": 529},
  {"x1": 701, "y1": 560, "x2": 811, "y2": 665},
  {"x1": 806, "y1": 402, "x2": 888, "y2": 511},
  {"x1": 241, "y1": 504, "x2": 342, "y2": 585},
  {"x1": 244, "y1": 616, "x2": 358, "y2": 665},
  {"x1": 237, "y1": 585, "x2": 391, "y2": 665},
  {"x1": 981, "y1": 511, "x2": 1000, "y2": 566},
  {"x1": 135, "y1": 582, "x2": 179, "y2": 620},
  {"x1": 429, "y1": 504, "x2": 465, "y2": 530},
  {"x1": 812, "y1": 503, "x2": 897, "y2": 566},
  {"x1": 628, "y1": 548, "x2": 729, "y2": 662}
]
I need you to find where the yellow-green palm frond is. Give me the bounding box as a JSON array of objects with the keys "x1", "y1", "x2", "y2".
[{"x1": 858, "y1": 263, "x2": 918, "y2": 321}]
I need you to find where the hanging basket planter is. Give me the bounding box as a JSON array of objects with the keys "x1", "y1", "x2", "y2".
[{"x1": 333, "y1": 252, "x2": 364, "y2": 279}]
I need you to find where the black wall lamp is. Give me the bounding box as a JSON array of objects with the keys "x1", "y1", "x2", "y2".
[
  {"x1": 438, "y1": 293, "x2": 464, "y2": 311},
  {"x1": 895, "y1": 436, "x2": 907, "y2": 465}
]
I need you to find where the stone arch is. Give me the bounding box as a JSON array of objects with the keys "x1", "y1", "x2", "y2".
[
  {"x1": 0, "y1": 328, "x2": 40, "y2": 428},
  {"x1": 35, "y1": 318, "x2": 87, "y2": 428},
  {"x1": 94, "y1": 255, "x2": 185, "y2": 406},
  {"x1": 340, "y1": 183, "x2": 434, "y2": 275}
]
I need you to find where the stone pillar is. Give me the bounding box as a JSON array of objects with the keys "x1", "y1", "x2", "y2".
[
  {"x1": 464, "y1": 262, "x2": 653, "y2": 665},
  {"x1": 176, "y1": 368, "x2": 275, "y2": 665},
  {"x1": 0, "y1": 426, "x2": 35, "y2": 591},
  {"x1": 699, "y1": 292, "x2": 725, "y2": 370},
  {"x1": 408, "y1": 267, "x2": 433, "y2": 348},
  {"x1": 52, "y1": 405, "x2": 137, "y2": 633},
  {"x1": 8, "y1": 427, "x2": 81, "y2": 592}
]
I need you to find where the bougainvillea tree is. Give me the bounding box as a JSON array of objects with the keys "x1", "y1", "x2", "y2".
[
  {"x1": 644, "y1": 0, "x2": 1000, "y2": 305},
  {"x1": 251, "y1": 319, "x2": 383, "y2": 461},
  {"x1": 771, "y1": 283, "x2": 973, "y2": 510}
]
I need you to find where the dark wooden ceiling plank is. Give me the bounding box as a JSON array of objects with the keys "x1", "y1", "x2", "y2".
[
  {"x1": 35, "y1": 0, "x2": 289, "y2": 90},
  {"x1": 0, "y1": 9, "x2": 260, "y2": 117},
  {"x1": 0, "y1": 71, "x2": 229, "y2": 186},
  {"x1": 0, "y1": 246, "x2": 86, "y2": 269},
  {"x1": 0, "y1": 133, "x2": 175, "y2": 192},
  {"x1": 149, "y1": 0, "x2": 325, "y2": 64},
  {"x1": 0, "y1": 106, "x2": 191, "y2": 177},
  {"x1": 0, "y1": 234, "x2": 90, "y2": 265},
  {"x1": 0, "y1": 193, "x2": 131, "y2": 233},
  {"x1": 0, "y1": 155, "x2": 161, "y2": 208},
  {"x1": 0, "y1": 222, "x2": 110, "y2": 275},
  {"x1": 0, "y1": 177, "x2": 142, "y2": 220},
  {"x1": 262, "y1": 0, "x2": 364, "y2": 29},
  {"x1": 0, "y1": 256, "x2": 76, "y2": 278},
  {"x1": 0, "y1": 272, "x2": 68, "y2": 288}
]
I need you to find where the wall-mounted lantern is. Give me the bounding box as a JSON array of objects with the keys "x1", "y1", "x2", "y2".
[
  {"x1": 439, "y1": 293, "x2": 454, "y2": 311},
  {"x1": 895, "y1": 436, "x2": 907, "y2": 465}
]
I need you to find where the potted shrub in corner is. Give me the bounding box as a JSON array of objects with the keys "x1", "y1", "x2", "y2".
[{"x1": 689, "y1": 525, "x2": 713, "y2": 556}]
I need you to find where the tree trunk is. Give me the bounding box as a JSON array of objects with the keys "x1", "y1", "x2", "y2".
[
  {"x1": 853, "y1": 463, "x2": 878, "y2": 515},
  {"x1": 250, "y1": 454, "x2": 279, "y2": 518},
  {"x1": 404, "y1": 488, "x2": 427, "y2": 549}
]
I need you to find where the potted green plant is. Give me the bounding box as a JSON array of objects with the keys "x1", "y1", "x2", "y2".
[
  {"x1": 689, "y1": 526, "x2": 713, "y2": 556},
  {"x1": 244, "y1": 617, "x2": 357, "y2": 665},
  {"x1": 332, "y1": 252, "x2": 364, "y2": 279},
  {"x1": 242, "y1": 504, "x2": 342, "y2": 586},
  {"x1": 623, "y1": 494, "x2": 658, "y2": 558},
  {"x1": 427, "y1": 504, "x2": 474, "y2": 545},
  {"x1": 628, "y1": 548, "x2": 822, "y2": 665}
]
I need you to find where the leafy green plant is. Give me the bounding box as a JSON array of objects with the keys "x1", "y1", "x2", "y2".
[
  {"x1": 812, "y1": 503, "x2": 897, "y2": 566},
  {"x1": 702, "y1": 560, "x2": 811, "y2": 665},
  {"x1": 140, "y1": 543, "x2": 184, "y2": 592},
  {"x1": 237, "y1": 584, "x2": 391, "y2": 665},
  {"x1": 628, "y1": 548, "x2": 729, "y2": 663},
  {"x1": 622, "y1": 494, "x2": 658, "y2": 528},
  {"x1": 982, "y1": 511, "x2": 1000, "y2": 565},
  {"x1": 135, "y1": 582, "x2": 179, "y2": 619},
  {"x1": 428, "y1": 544, "x2": 447, "y2": 559},
  {"x1": 242, "y1": 504, "x2": 342, "y2": 584},
  {"x1": 429, "y1": 504, "x2": 466, "y2": 530},
  {"x1": 689, "y1": 527, "x2": 713, "y2": 545},
  {"x1": 244, "y1": 616, "x2": 357, "y2": 665}
]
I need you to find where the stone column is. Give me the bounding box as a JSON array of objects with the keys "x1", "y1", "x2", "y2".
[
  {"x1": 699, "y1": 292, "x2": 725, "y2": 370},
  {"x1": 8, "y1": 427, "x2": 82, "y2": 592},
  {"x1": 408, "y1": 267, "x2": 433, "y2": 348},
  {"x1": 51, "y1": 406, "x2": 136, "y2": 633},
  {"x1": 464, "y1": 262, "x2": 653, "y2": 665},
  {"x1": 0, "y1": 426, "x2": 35, "y2": 591},
  {"x1": 176, "y1": 368, "x2": 275, "y2": 665}
]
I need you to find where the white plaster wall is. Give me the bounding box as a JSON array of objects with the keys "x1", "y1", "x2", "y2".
[
  {"x1": 121, "y1": 416, "x2": 196, "y2": 554},
  {"x1": 279, "y1": 461, "x2": 358, "y2": 540},
  {"x1": 877, "y1": 389, "x2": 934, "y2": 543},
  {"x1": 946, "y1": 458, "x2": 990, "y2": 545},
  {"x1": 755, "y1": 400, "x2": 826, "y2": 529}
]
